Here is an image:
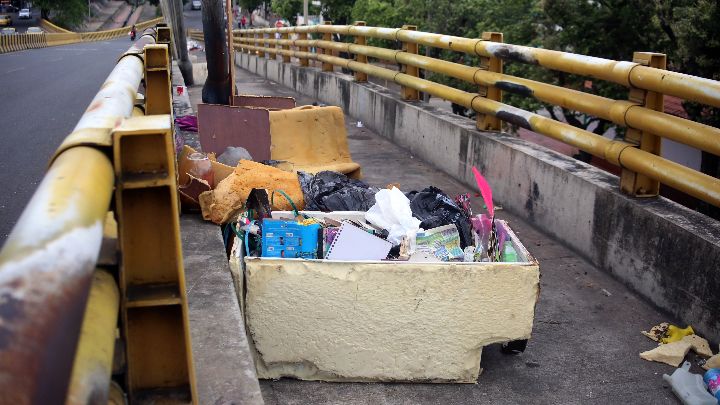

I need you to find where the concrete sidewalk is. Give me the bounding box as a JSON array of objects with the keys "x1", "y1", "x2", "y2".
[{"x1": 180, "y1": 63, "x2": 698, "y2": 403}]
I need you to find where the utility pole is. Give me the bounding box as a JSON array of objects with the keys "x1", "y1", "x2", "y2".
[
  {"x1": 201, "y1": 0, "x2": 231, "y2": 104},
  {"x1": 172, "y1": 0, "x2": 194, "y2": 85},
  {"x1": 303, "y1": 0, "x2": 308, "y2": 25}
]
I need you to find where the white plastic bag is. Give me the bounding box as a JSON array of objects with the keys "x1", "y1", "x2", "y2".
[{"x1": 365, "y1": 187, "x2": 421, "y2": 245}]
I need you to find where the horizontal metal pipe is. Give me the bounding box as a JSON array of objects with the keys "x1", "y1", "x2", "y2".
[
  {"x1": 0, "y1": 147, "x2": 115, "y2": 404},
  {"x1": 240, "y1": 43, "x2": 720, "y2": 207},
  {"x1": 52, "y1": 32, "x2": 156, "y2": 160},
  {"x1": 0, "y1": 34, "x2": 153, "y2": 402},
  {"x1": 66, "y1": 270, "x2": 120, "y2": 405},
  {"x1": 239, "y1": 25, "x2": 720, "y2": 108},
  {"x1": 238, "y1": 36, "x2": 720, "y2": 156}
]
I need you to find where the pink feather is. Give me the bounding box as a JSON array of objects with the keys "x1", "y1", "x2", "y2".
[{"x1": 471, "y1": 166, "x2": 494, "y2": 217}]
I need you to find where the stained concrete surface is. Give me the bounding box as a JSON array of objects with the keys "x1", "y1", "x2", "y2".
[
  {"x1": 200, "y1": 66, "x2": 697, "y2": 404},
  {"x1": 181, "y1": 216, "x2": 264, "y2": 405}
]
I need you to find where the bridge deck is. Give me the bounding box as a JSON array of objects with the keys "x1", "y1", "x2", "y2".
[{"x1": 184, "y1": 67, "x2": 686, "y2": 404}]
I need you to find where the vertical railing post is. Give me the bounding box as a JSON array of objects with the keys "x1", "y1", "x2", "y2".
[
  {"x1": 477, "y1": 31, "x2": 503, "y2": 131},
  {"x1": 400, "y1": 25, "x2": 419, "y2": 101},
  {"x1": 263, "y1": 32, "x2": 269, "y2": 58},
  {"x1": 353, "y1": 21, "x2": 367, "y2": 82},
  {"x1": 298, "y1": 31, "x2": 309, "y2": 67},
  {"x1": 255, "y1": 32, "x2": 263, "y2": 57},
  {"x1": 322, "y1": 21, "x2": 333, "y2": 72},
  {"x1": 620, "y1": 52, "x2": 666, "y2": 198},
  {"x1": 281, "y1": 31, "x2": 291, "y2": 63}
]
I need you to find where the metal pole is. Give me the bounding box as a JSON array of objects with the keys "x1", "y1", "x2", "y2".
[
  {"x1": 303, "y1": 0, "x2": 308, "y2": 25},
  {"x1": 226, "y1": 0, "x2": 234, "y2": 96},
  {"x1": 173, "y1": 0, "x2": 194, "y2": 85},
  {"x1": 201, "y1": 0, "x2": 231, "y2": 104}
]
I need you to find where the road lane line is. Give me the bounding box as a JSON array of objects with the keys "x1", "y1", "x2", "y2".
[{"x1": 5, "y1": 67, "x2": 25, "y2": 74}]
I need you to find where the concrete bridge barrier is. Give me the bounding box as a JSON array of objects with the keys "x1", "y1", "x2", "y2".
[{"x1": 237, "y1": 52, "x2": 720, "y2": 341}]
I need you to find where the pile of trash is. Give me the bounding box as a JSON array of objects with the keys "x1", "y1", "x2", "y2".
[
  {"x1": 176, "y1": 99, "x2": 523, "y2": 264},
  {"x1": 177, "y1": 149, "x2": 520, "y2": 263},
  {"x1": 639, "y1": 322, "x2": 720, "y2": 403},
  {"x1": 177, "y1": 149, "x2": 521, "y2": 263}
]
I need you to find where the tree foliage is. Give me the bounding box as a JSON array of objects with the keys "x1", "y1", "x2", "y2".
[
  {"x1": 37, "y1": 0, "x2": 87, "y2": 28},
  {"x1": 271, "y1": 0, "x2": 352, "y2": 24}
]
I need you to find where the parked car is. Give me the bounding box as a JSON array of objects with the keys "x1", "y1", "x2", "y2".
[
  {"x1": 18, "y1": 8, "x2": 30, "y2": 19},
  {"x1": 0, "y1": 14, "x2": 11, "y2": 26},
  {"x1": 1, "y1": 27, "x2": 15, "y2": 35},
  {"x1": 26, "y1": 26, "x2": 41, "y2": 33},
  {"x1": 191, "y1": 0, "x2": 200, "y2": 10}
]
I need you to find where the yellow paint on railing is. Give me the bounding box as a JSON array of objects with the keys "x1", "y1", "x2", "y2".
[
  {"x1": 0, "y1": 17, "x2": 164, "y2": 54},
  {"x1": 231, "y1": 26, "x2": 720, "y2": 208}
]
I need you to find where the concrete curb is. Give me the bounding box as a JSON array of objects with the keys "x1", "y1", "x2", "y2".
[
  {"x1": 172, "y1": 62, "x2": 265, "y2": 404},
  {"x1": 236, "y1": 53, "x2": 720, "y2": 342}
]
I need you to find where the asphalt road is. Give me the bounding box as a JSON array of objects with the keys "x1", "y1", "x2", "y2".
[
  {"x1": 0, "y1": 37, "x2": 135, "y2": 247},
  {"x1": 183, "y1": 3, "x2": 202, "y2": 30},
  {"x1": 2, "y1": 8, "x2": 41, "y2": 33}
]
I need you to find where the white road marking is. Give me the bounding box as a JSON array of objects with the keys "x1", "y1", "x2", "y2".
[{"x1": 5, "y1": 67, "x2": 24, "y2": 74}]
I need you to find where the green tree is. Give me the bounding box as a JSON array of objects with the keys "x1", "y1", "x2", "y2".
[
  {"x1": 239, "y1": 0, "x2": 263, "y2": 13},
  {"x1": 36, "y1": 0, "x2": 87, "y2": 28},
  {"x1": 656, "y1": 0, "x2": 720, "y2": 216}
]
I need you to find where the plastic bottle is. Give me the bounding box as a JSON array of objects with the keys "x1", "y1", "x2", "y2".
[
  {"x1": 663, "y1": 362, "x2": 717, "y2": 405},
  {"x1": 502, "y1": 241, "x2": 518, "y2": 262},
  {"x1": 704, "y1": 368, "x2": 720, "y2": 402}
]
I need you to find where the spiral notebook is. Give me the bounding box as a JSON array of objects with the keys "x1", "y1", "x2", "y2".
[{"x1": 326, "y1": 222, "x2": 392, "y2": 261}]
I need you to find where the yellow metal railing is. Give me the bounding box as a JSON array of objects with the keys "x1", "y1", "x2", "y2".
[
  {"x1": 0, "y1": 17, "x2": 163, "y2": 54},
  {"x1": 0, "y1": 23, "x2": 196, "y2": 403},
  {"x1": 192, "y1": 24, "x2": 720, "y2": 207}
]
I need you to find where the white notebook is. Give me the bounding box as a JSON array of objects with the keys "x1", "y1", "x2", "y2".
[{"x1": 326, "y1": 222, "x2": 392, "y2": 261}]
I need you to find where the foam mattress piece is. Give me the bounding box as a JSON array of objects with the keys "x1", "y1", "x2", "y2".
[
  {"x1": 269, "y1": 106, "x2": 362, "y2": 178},
  {"x1": 238, "y1": 220, "x2": 540, "y2": 382}
]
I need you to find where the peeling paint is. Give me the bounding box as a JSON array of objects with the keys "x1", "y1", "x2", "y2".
[
  {"x1": 484, "y1": 43, "x2": 538, "y2": 65},
  {"x1": 494, "y1": 81, "x2": 534, "y2": 97}
]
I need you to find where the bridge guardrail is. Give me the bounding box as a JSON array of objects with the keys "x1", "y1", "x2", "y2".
[
  {"x1": 192, "y1": 23, "x2": 720, "y2": 208},
  {"x1": 0, "y1": 17, "x2": 163, "y2": 54},
  {"x1": 0, "y1": 22, "x2": 197, "y2": 403}
]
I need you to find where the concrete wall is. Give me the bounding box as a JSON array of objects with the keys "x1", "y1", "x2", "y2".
[{"x1": 236, "y1": 53, "x2": 720, "y2": 342}]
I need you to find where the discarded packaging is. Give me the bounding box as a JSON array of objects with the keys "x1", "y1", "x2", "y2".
[
  {"x1": 261, "y1": 219, "x2": 321, "y2": 259},
  {"x1": 642, "y1": 322, "x2": 670, "y2": 342},
  {"x1": 198, "y1": 159, "x2": 305, "y2": 224},
  {"x1": 184, "y1": 152, "x2": 214, "y2": 185},
  {"x1": 640, "y1": 335, "x2": 714, "y2": 367},
  {"x1": 178, "y1": 145, "x2": 234, "y2": 188},
  {"x1": 704, "y1": 368, "x2": 720, "y2": 401},
  {"x1": 366, "y1": 187, "x2": 421, "y2": 246},
  {"x1": 408, "y1": 186, "x2": 474, "y2": 249},
  {"x1": 662, "y1": 361, "x2": 717, "y2": 405},
  {"x1": 662, "y1": 325, "x2": 696, "y2": 344},
  {"x1": 178, "y1": 174, "x2": 211, "y2": 209},
  {"x1": 298, "y1": 171, "x2": 376, "y2": 212},
  {"x1": 703, "y1": 354, "x2": 720, "y2": 371},
  {"x1": 415, "y1": 224, "x2": 463, "y2": 262},
  {"x1": 217, "y1": 146, "x2": 253, "y2": 167}
]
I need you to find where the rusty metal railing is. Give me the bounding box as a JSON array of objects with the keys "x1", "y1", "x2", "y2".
[
  {"x1": 190, "y1": 23, "x2": 720, "y2": 208},
  {"x1": 0, "y1": 30, "x2": 158, "y2": 403}
]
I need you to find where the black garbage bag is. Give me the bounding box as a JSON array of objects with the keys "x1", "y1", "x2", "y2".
[
  {"x1": 407, "y1": 186, "x2": 474, "y2": 248},
  {"x1": 298, "y1": 171, "x2": 377, "y2": 212}
]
